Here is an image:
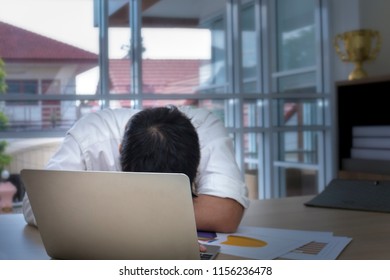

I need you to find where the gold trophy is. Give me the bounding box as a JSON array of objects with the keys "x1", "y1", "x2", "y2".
[{"x1": 334, "y1": 29, "x2": 381, "y2": 80}]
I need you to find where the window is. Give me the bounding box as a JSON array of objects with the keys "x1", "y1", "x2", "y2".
[
  {"x1": 0, "y1": 0, "x2": 331, "y2": 201},
  {"x1": 6, "y1": 80, "x2": 38, "y2": 105}
]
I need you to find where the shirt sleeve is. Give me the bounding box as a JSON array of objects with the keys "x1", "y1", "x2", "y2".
[
  {"x1": 195, "y1": 110, "x2": 250, "y2": 209},
  {"x1": 22, "y1": 108, "x2": 130, "y2": 226},
  {"x1": 45, "y1": 134, "x2": 86, "y2": 170}
]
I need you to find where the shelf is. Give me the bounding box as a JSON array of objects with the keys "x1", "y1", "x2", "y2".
[{"x1": 336, "y1": 75, "x2": 390, "y2": 178}]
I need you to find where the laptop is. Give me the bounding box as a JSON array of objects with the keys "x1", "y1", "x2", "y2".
[{"x1": 21, "y1": 169, "x2": 220, "y2": 260}]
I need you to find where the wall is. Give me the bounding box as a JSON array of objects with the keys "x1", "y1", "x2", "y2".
[
  {"x1": 5, "y1": 138, "x2": 62, "y2": 174},
  {"x1": 360, "y1": 0, "x2": 390, "y2": 77}
]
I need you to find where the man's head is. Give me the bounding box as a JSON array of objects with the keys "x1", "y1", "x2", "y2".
[{"x1": 120, "y1": 106, "x2": 200, "y2": 186}]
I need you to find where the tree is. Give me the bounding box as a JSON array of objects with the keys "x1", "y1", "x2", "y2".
[
  {"x1": 0, "y1": 141, "x2": 11, "y2": 174},
  {"x1": 0, "y1": 57, "x2": 11, "y2": 173},
  {"x1": 0, "y1": 58, "x2": 6, "y2": 93}
]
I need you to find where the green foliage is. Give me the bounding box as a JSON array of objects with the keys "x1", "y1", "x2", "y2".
[
  {"x1": 0, "y1": 57, "x2": 11, "y2": 172},
  {"x1": 0, "y1": 111, "x2": 8, "y2": 131},
  {"x1": 0, "y1": 57, "x2": 8, "y2": 130},
  {"x1": 0, "y1": 141, "x2": 11, "y2": 173},
  {"x1": 0, "y1": 58, "x2": 6, "y2": 94}
]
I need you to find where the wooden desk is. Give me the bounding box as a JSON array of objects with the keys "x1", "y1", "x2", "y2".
[
  {"x1": 240, "y1": 196, "x2": 390, "y2": 260},
  {"x1": 1, "y1": 195, "x2": 390, "y2": 259}
]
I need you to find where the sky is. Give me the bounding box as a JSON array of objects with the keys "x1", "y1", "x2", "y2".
[
  {"x1": 0, "y1": 0, "x2": 210, "y2": 93},
  {"x1": 0, "y1": 0, "x2": 210, "y2": 59}
]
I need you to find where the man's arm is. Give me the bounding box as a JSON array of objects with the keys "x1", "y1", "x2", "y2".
[
  {"x1": 186, "y1": 107, "x2": 249, "y2": 233},
  {"x1": 193, "y1": 194, "x2": 244, "y2": 233}
]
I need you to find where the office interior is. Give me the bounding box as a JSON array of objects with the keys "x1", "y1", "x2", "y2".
[{"x1": 1, "y1": 0, "x2": 390, "y2": 207}]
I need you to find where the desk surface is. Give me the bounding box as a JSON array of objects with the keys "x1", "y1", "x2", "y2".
[{"x1": 1, "y1": 195, "x2": 390, "y2": 260}]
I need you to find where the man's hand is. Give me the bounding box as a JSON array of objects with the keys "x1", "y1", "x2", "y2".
[{"x1": 199, "y1": 243, "x2": 207, "y2": 252}]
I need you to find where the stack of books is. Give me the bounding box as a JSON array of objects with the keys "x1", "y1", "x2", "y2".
[
  {"x1": 350, "y1": 126, "x2": 390, "y2": 161},
  {"x1": 341, "y1": 126, "x2": 390, "y2": 175}
]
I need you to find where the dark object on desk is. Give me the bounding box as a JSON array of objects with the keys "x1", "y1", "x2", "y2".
[
  {"x1": 305, "y1": 178, "x2": 390, "y2": 213},
  {"x1": 197, "y1": 230, "x2": 217, "y2": 241}
]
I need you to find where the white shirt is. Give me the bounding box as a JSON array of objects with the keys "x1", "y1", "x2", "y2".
[{"x1": 22, "y1": 107, "x2": 250, "y2": 225}]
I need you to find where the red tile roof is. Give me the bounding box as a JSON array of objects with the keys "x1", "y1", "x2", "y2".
[
  {"x1": 0, "y1": 21, "x2": 97, "y2": 62},
  {"x1": 109, "y1": 58, "x2": 208, "y2": 94},
  {"x1": 110, "y1": 59, "x2": 298, "y2": 118}
]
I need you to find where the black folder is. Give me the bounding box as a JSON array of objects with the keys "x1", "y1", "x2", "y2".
[{"x1": 305, "y1": 178, "x2": 390, "y2": 213}]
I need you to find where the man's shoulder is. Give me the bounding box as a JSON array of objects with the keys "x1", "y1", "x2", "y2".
[
  {"x1": 87, "y1": 107, "x2": 138, "y2": 119},
  {"x1": 68, "y1": 108, "x2": 139, "y2": 139},
  {"x1": 75, "y1": 108, "x2": 138, "y2": 126},
  {"x1": 178, "y1": 106, "x2": 219, "y2": 128},
  {"x1": 179, "y1": 105, "x2": 212, "y2": 120}
]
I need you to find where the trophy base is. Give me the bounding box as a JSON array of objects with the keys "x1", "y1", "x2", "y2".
[{"x1": 348, "y1": 65, "x2": 367, "y2": 80}]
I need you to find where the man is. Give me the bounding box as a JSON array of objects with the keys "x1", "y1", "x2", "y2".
[{"x1": 22, "y1": 106, "x2": 249, "y2": 233}]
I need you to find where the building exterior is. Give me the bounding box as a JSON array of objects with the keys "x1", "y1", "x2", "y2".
[{"x1": 0, "y1": 21, "x2": 98, "y2": 129}]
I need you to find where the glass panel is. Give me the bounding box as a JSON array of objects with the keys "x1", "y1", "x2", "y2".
[
  {"x1": 0, "y1": 97, "x2": 238, "y2": 132},
  {"x1": 207, "y1": 18, "x2": 227, "y2": 89},
  {"x1": 245, "y1": 168, "x2": 259, "y2": 200},
  {"x1": 107, "y1": 0, "x2": 228, "y2": 96},
  {"x1": 278, "y1": 131, "x2": 319, "y2": 164},
  {"x1": 0, "y1": 0, "x2": 99, "y2": 135},
  {"x1": 276, "y1": 0, "x2": 316, "y2": 71},
  {"x1": 0, "y1": 0, "x2": 99, "y2": 96},
  {"x1": 277, "y1": 71, "x2": 316, "y2": 93},
  {"x1": 109, "y1": 31, "x2": 214, "y2": 95},
  {"x1": 243, "y1": 132, "x2": 262, "y2": 200},
  {"x1": 244, "y1": 132, "x2": 261, "y2": 169},
  {"x1": 243, "y1": 99, "x2": 263, "y2": 127},
  {"x1": 243, "y1": 81, "x2": 258, "y2": 93},
  {"x1": 274, "y1": 98, "x2": 324, "y2": 126},
  {"x1": 280, "y1": 167, "x2": 318, "y2": 196},
  {"x1": 241, "y1": 3, "x2": 258, "y2": 93},
  {"x1": 0, "y1": 0, "x2": 329, "y2": 204}
]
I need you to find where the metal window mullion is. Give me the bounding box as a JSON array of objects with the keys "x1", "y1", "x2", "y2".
[
  {"x1": 318, "y1": 0, "x2": 334, "y2": 190},
  {"x1": 314, "y1": 0, "x2": 328, "y2": 192},
  {"x1": 225, "y1": 0, "x2": 235, "y2": 129},
  {"x1": 228, "y1": 0, "x2": 246, "y2": 174},
  {"x1": 98, "y1": 0, "x2": 109, "y2": 108},
  {"x1": 129, "y1": 0, "x2": 143, "y2": 108}
]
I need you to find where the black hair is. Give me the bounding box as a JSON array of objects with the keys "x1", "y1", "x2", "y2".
[{"x1": 120, "y1": 106, "x2": 200, "y2": 187}]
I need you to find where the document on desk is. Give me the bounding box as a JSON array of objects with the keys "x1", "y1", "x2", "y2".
[
  {"x1": 280, "y1": 235, "x2": 352, "y2": 260},
  {"x1": 203, "y1": 226, "x2": 352, "y2": 260}
]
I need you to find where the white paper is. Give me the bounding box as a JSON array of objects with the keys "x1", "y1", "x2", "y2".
[{"x1": 204, "y1": 226, "x2": 352, "y2": 260}]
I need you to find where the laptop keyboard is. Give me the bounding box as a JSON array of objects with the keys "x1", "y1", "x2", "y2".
[
  {"x1": 200, "y1": 252, "x2": 214, "y2": 260},
  {"x1": 199, "y1": 244, "x2": 220, "y2": 260}
]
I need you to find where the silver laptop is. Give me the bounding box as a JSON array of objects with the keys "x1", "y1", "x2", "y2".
[{"x1": 21, "y1": 169, "x2": 219, "y2": 260}]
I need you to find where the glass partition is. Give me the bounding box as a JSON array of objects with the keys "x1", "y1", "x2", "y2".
[
  {"x1": 276, "y1": 0, "x2": 316, "y2": 71},
  {"x1": 0, "y1": 0, "x2": 331, "y2": 204}
]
